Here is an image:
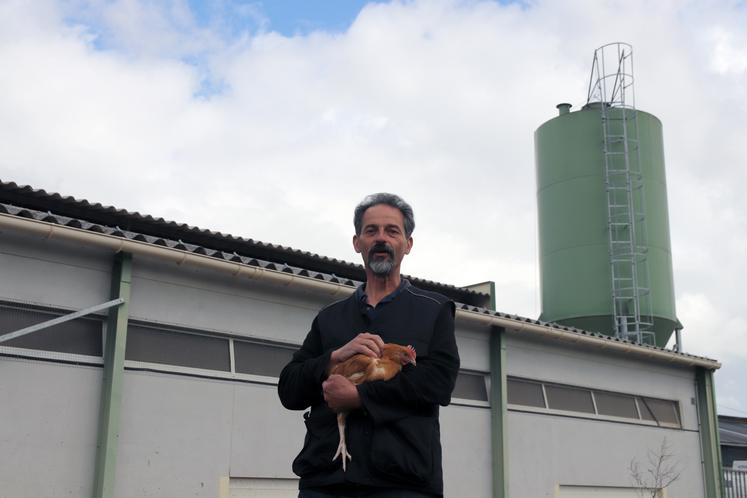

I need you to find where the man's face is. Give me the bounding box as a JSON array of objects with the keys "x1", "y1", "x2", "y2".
[{"x1": 353, "y1": 204, "x2": 413, "y2": 277}]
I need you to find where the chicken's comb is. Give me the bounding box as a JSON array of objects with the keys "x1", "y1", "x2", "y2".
[{"x1": 406, "y1": 345, "x2": 416, "y2": 358}]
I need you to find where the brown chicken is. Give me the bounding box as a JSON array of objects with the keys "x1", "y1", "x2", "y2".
[{"x1": 329, "y1": 343, "x2": 417, "y2": 471}]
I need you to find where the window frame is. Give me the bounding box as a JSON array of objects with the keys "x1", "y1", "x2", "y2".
[
  {"x1": 0, "y1": 300, "x2": 106, "y2": 365},
  {"x1": 506, "y1": 375, "x2": 683, "y2": 429}
]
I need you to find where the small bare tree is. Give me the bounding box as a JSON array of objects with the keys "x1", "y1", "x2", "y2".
[{"x1": 629, "y1": 438, "x2": 682, "y2": 498}]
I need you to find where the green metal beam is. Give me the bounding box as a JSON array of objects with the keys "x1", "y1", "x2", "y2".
[
  {"x1": 93, "y1": 252, "x2": 132, "y2": 498},
  {"x1": 696, "y1": 367, "x2": 724, "y2": 498},
  {"x1": 490, "y1": 326, "x2": 508, "y2": 498}
]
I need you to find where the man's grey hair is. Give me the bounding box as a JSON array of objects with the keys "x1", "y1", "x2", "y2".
[{"x1": 354, "y1": 193, "x2": 415, "y2": 237}]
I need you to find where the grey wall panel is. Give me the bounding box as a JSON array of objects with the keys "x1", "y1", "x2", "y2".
[
  {"x1": 505, "y1": 335, "x2": 698, "y2": 430},
  {"x1": 129, "y1": 256, "x2": 341, "y2": 345},
  {"x1": 114, "y1": 370, "x2": 235, "y2": 498},
  {"x1": 507, "y1": 411, "x2": 704, "y2": 497},
  {"x1": 441, "y1": 405, "x2": 492, "y2": 498},
  {"x1": 0, "y1": 232, "x2": 112, "y2": 310},
  {"x1": 0, "y1": 358, "x2": 101, "y2": 498},
  {"x1": 229, "y1": 383, "x2": 306, "y2": 478},
  {"x1": 453, "y1": 324, "x2": 490, "y2": 372}
]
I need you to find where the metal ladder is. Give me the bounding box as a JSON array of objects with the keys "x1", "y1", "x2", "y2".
[{"x1": 588, "y1": 43, "x2": 656, "y2": 345}]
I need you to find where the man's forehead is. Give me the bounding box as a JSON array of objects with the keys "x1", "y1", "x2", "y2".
[{"x1": 361, "y1": 204, "x2": 405, "y2": 226}]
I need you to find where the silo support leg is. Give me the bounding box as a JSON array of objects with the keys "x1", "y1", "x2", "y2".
[
  {"x1": 490, "y1": 327, "x2": 508, "y2": 498},
  {"x1": 93, "y1": 252, "x2": 132, "y2": 498}
]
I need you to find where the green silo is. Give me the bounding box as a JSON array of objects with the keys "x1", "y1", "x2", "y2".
[{"x1": 534, "y1": 103, "x2": 679, "y2": 346}]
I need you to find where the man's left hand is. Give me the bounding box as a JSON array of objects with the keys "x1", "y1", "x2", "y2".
[{"x1": 323, "y1": 374, "x2": 362, "y2": 412}]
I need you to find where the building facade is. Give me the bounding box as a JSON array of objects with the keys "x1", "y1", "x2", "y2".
[{"x1": 0, "y1": 182, "x2": 723, "y2": 497}]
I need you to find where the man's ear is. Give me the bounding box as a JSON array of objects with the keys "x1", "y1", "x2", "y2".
[
  {"x1": 353, "y1": 234, "x2": 362, "y2": 254},
  {"x1": 405, "y1": 236, "x2": 413, "y2": 255}
]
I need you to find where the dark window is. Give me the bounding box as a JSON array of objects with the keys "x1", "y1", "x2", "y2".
[
  {"x1": 125, "y1": 325, "x2": 230, "y2": 371},
  {"x1": 507, "y1": 378, "x2": 546, "y2": 407},
  {"x1": 639, "y1": 397, "x2": 680, "y2": 426},
  {"x1": 545, "y1": 384, "x2": 595, "y2": 413},
  {"x1": 0, "y1": 305, "x2": 102, "y2": 356},
  {"x1": 234, "y1": 341, "x2": 295, "y2": 377},
  {"x1": 595, "y1": 391, "x2": 638, "y2": 419},
  {"x1": 453, "y1": 372, "x2": 488, "y2": 401}
]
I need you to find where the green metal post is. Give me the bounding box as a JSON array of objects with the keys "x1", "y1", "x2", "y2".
[
  {"x1": 696, "y1": 367, "x2": 724, "y2": 498},
  {"x1": 490, "y1": 326, "x2": 508, "y2": 498},
  {"x1": 93, "y1": 252, "x2": 132, "y2": 498}
]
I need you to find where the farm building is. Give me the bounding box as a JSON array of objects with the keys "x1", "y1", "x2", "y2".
[{"x1": 0, "y1": 179, "x2": 722, "y2": 498}]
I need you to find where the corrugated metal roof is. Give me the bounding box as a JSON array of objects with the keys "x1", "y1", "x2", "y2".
[
  {"x1": 0, "y1": 201, "x2": 361, "y2": 286},
  {"x1": 0, "y1": 181, "x2": 490, "y2": 307},
  {"x1": 0, "y1": 180, "x2": 719, "y2": 366},
  {"x1": 720, "y1": 416, "x2": 747, "y2": 447}
]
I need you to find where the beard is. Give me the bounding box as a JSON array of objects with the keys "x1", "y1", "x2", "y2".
[{"x1": 367, "y1": 243, "x2": 395, "y2": 276}]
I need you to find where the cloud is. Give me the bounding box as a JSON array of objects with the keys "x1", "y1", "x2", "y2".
[{"x1": 0, "y1": 0, "x2": 746, "y2": 412}]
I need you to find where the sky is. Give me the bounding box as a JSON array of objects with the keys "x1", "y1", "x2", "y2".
[{"x1": 0, "y1": 0, "x2": 745, "y2": 417}]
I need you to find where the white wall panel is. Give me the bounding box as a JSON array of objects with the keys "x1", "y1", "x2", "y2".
[
  {"x1": 441, "y1": 405, "x2": 492, "y2": 498},
  {"x1": 114, "y1": 370, "x2": 234, "y2": 498},
  {"x1": 0, "y1": 358, "x2": 101, "y2": 497},
  {"x1": 508, "y1": 411, "x2": 703, "y2": 498},
  {"x1": 0, "y1": 231, "x2": 112, "y2": 310},
  {"x1": 229, "y1": 383, "x2": 305, "y2": 478},
  {"x1": 505, "y1": 334, "x2": 699, "y2": 430}
]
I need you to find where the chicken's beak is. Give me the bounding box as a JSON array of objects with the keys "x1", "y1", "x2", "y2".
[{"x1": 408, "y1": 356, "x2": 416, "y2": 366}]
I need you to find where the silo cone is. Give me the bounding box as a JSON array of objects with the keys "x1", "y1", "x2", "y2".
[{"x1": 534, "y1": 103, "x2": 679, "y2": 347}]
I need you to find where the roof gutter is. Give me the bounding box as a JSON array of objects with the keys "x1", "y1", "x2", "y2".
[
  {"x1": 0, "y1": 213, "x2": 720, "y2": 370},
  {"x1": 0, "y1": 212, "x2": 353, "y2": 298},
  {"x1": 457, "y1": 310, "x2": 719, "y2": 369}
]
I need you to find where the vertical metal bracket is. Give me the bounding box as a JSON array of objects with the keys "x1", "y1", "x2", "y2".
[
  {"x1": 490, "y1": 326, "x2": 508, "y2": 498},
  {"x1": 93, "y1": 252, "x2": 132, "y2": 498},
  {"x1": 695, "y1": 368, "x2": 725, "y2": 498}
]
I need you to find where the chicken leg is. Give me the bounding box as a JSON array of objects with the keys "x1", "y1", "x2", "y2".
[{"x1": 333, "y1": 412, "x2": 352, "y2": 471}]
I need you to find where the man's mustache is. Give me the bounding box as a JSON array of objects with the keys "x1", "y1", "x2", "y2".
[{"x1": 368, "y1": 243, "x2": 394, "y2": 259}]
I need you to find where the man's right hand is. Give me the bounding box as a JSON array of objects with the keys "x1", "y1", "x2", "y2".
[{"x1": 329, "y1": 332, "x2": 384, "y2": 369}]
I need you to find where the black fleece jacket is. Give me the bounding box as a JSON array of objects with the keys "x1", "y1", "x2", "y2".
[{"x1": 277, "y1": 281, "x2": 460, "y2": 496}]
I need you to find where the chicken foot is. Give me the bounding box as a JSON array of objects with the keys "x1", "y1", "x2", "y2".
[{"x1": 332, "y1": 412, "x2": 352, "y2": 471}]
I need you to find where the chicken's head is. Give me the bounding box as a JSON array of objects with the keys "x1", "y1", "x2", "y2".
[{"x1": 383, "y1": 343, "x2": 417, "y2": 366}]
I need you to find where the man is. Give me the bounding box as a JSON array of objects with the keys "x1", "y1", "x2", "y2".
[{"x1": 278, "y1": 193, "x2": 460, "y2": 498}]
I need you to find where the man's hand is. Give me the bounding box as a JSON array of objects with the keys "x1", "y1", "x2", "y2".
[
  {"x1": 323, "y1": 374, "x2": 362, "y2": 412},
  {"x1": 329, "y1": 332, "x2": 384, "y2": 369}
]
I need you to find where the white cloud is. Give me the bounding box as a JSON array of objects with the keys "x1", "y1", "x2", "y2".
[
  {"x1": 1, "y1": 0, "x2": 746, "y2": 410},
  {"x1": 709, "y1": 26, "x2": 747, "y2": 75}
]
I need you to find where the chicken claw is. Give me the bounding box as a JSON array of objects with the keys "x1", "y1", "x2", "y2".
[{"x1": 333, "y1": 413, "x2": 352, "y2": 471}]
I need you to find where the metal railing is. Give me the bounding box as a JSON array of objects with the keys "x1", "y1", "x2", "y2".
[
  {"x1": 587, "y1": 42, "x2": 655, "y2": 345},
  {"x1": 725, "y1": 468, "x2": 747, "y2": 498}
]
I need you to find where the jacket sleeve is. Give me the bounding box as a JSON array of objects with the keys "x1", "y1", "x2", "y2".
[
  {"x1": 357, "y1": 301, "x2": 459, "y2": 424},
  {"x1": 277, "y1": 316, "x2": 332, "y2": 410}
]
